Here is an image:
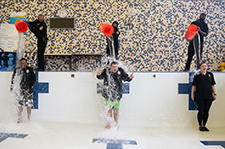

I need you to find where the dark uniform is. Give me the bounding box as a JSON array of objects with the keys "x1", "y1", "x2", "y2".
[
  {"x1": 29, "y1": 19, "x2": 48, "y2": 71},
  {"x1": 185, "y1": 19, "x2": 208, "y2": 70},
  {"x1": 97, "y1": 67, "x2": 132, "y2": 101},
  {"x1": 106, "y1": 21, "x2": 120, "y2": 59},
  {"x1": 11, "y1": 66, "x2": 36, "y2": 107},
  {"x1": 192, "y1": 72, "x2": 216, "y2": 126}
]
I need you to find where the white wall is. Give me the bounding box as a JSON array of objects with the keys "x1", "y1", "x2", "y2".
[{"x1": 0, "y1": 72, "x2": 225, "y2": 127}]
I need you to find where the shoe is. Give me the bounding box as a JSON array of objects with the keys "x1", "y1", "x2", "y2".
[
  {"x1": 199, "y1": 127, "x2": 205, "y2": 131},
  {"x1": 203, "y1": 127, "x2": 209, "y2": 132}
]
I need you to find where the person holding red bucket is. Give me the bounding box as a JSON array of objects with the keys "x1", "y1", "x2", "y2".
[
  {"x1": 28, "y1": 14, "x2": 48, "y2": 71},
  {"x1": 106, "y1": 21, "x2": 120, "y2": 60},
  {"x1": 99, "y1": 21, "x2": 120, "y2": 60},
  {"x1": 184, "y1": 13, "x2": 208, "y2": 71}
]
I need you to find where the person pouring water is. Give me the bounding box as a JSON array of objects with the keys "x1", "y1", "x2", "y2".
[
  {"x1": 106, "y1": 21, "x2": 120, "y2": 60},
  {"x1": 97, "y1": 61, "x2": 134, "y2": 129},
  {"x1": 184, "y1": 13, "x2": 209, "y2": 71},
  {"x1": 28, "y1": 14, "x2": 48, "y2": 71}
]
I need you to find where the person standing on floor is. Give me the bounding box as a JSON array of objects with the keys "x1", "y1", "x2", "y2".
[
  {"x1": 184, "y1": 13, "x2": 209, "y2": 71},
  {"x1": 97, "y1": 61, "x2": 134, "y2": 129},
  {"x1": 28, "y1": 14, "x2": 48, "y2": 71},
  {"x1": 11, "y1": 58, "x2": 36, "y2": 123},
  {"x1": 191, "y1": 61, "x2": 216, "y2": 131}
]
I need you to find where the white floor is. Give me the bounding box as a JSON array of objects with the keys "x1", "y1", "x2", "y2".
[{"x1": 0, "y1": 120, "x2": 225, "y2": 149}]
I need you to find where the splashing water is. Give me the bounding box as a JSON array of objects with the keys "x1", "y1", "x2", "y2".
[
  {"x1": 6, "y1": 32, "x2": 26, "y2": 123},
  {"x1": 97, "y1": 57, "x2": 131, "y2": 129},
  {"x1": 11, "y1": 68, "x2": 25, "y2": 121},
  {"x1": 0, "y1": 31, "x2": 28, "y2": 133},
  {"x1": 189, "y1": 69, "x2": 201, "y2": 82},
  {"x1": 99, "y1": 56, "x2": 129, "y2": 72},
  {"x1": 16, "y1": 33, "x2": 25, "y2": 63}
]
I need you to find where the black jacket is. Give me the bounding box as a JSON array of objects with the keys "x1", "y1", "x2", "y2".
[
  {"x1": 97, "y1": 67, "x2": 132, "y2": 101},
  {"x1": 29, "y1": 19, "x2": 47, "y2": 40},
  {"x1": 192, "y1": 72, "x2": 216, "y2": 100},
  {"x1": 191, "y1": 19, "x2": 208, "y2": 44},
  {"x1": 11, "y1": 66, "x2": 36, "y2": 94}
]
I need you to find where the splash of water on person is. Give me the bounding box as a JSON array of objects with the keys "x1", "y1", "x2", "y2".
[
  {"x1": 189, "y1": 69, "x2": 201, "y2": 82},
  {"x1": 11, "y1": 67, "x2": 25, "y2": 122},
  {"x1": 10, "y1": 32, "x2": 26, "y2": 123},
  {"x1": 97, "y1": 57, "x2": 130, "y2": 130}
]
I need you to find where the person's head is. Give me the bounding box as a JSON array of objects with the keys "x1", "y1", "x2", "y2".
[
  {"x1": 199, "y1": 13, "x2": 206, "y2": 22},
  {"x1": 112, "y1": 21, "x2": 118, "y2": 28},
  {"x1": 20, "y1": 58, "x2": 27, "y2": 68},
  {"x1": 200, "y1": 61, "x2": 207, "y2": 72},
  {"x1": 38, "y1": 14, "x2": 44, "y2": 22},
  {"x1": 110, "y1": 61, "x2": 118, "y2": 73}
]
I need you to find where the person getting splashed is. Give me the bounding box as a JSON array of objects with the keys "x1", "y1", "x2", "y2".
[
  {"x1": 11, "y1": 58, "x2": 36, "y2": 123},
  {"x1": 97, "y1": 61, "x2": 134, "y2": 129}
]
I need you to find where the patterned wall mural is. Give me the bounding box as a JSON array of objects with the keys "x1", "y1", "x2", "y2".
[{"x1": 0, "y1": 0, "x2": 224, "y2": 72}]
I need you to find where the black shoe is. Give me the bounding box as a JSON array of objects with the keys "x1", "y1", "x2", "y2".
[
  {"x1": 203, "y1": 127, "x2": 209, "y2": 132},
  {"x1": 199, "y1": 127, "x2": 205, "y2": 131}
]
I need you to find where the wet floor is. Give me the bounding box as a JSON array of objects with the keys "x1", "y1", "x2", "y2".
[{"x1": 0, "y1": 120, "x2": 225, "y2": 149}]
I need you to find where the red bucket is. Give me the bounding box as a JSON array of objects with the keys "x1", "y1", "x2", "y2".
[
  {"x1": 15, "y1": 19, "x2": 28, "y2": 33},
  {"x1": 185, "y1": 24, "x2": 199, "y2": 41},
  {"x1": 99, "y1": 23, "x2": 114, "y2": 37}
]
